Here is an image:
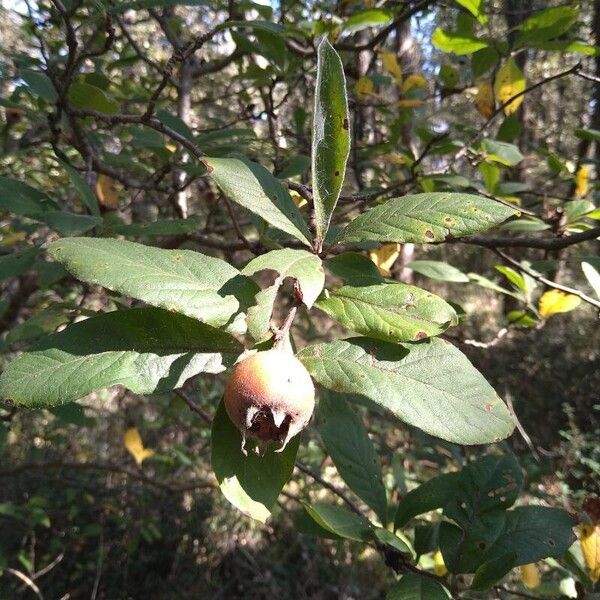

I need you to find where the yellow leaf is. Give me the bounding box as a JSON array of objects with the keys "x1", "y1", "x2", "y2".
[
  {"x1": 401, "y1": 73, "x2": 427, "y2": 93},
  {"x1": 474, "y1": 81, "x2": 495, "y2": 119},
  {"x1": 494, "y1": 57, "x2": 525, "y2": 116},
  {"x1": 355, "y1": 76, "x2": 374, "y2": 96},
  {"x1": 369, "y1": 243, "x2": 400, "y2": 276},
  {"x1": 123, "y1": 427, "x2": 154, "y2": 465},
  {"x1": 165, "y1": 143, "x2": 177, "y2": 153},
  {"x1": 397, "y1": 98, "x2": 425, "y2": 108},
  {"x1": 290, "y1": 190, "x2": 308, "y2": 208},
  {"x1": 520, "y1": 563, "x2": 541, "y2": 589},
  {"x1": 380, "y1": 51, "x2": 402, "y2": 83},
  {"x1": 580, "y1": 523, "x2": 600, "y2": 583},
  {"x1": 433, "y1": 549, "x2": 448, "y2": 576},
  {"x1": 95, "y1": 174, "x2": 119, "y2": 209},
  {"x1": 575, "y1": 165, "x2": 589, "y2": 198},
  {"x1": 538, "y1": 289, "x2": 581, "y2": 319}
]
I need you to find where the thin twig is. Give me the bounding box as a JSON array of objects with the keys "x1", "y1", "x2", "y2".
[{"x1": 495, "y1": 248, "x2": 600, "y2": 310}]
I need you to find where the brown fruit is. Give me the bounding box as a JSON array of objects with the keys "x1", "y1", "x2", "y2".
[{"x1": 223, "y1": 348, "x2": 315, "y2": 454}]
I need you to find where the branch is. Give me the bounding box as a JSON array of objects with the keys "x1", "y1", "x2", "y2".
[
  {"x1": 495, "y1": 248, "x2": 600, "y2": 310},
  {"x1": 455, "y1": 225, "x2": 600, "y2": 251},
  {"x1": 451, "y1": 62, "x2": 582, "y2": 166}
]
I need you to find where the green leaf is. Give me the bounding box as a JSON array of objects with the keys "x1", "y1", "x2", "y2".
[
  {"x1": 395, "y1": 472, "x2": 462, "y2": 528},
  {"x1": 516, "y1": 6, "x2": 578, "y2": 45},
  {"x1": 303, "y1": 503, "x2": 372, "y2": 542},
  {"x1": 342, "y1": 9, "x2": 393, "y2": 33},
  {"x1": 374, "y1": 527, "x2": 415, "y2": 557},
  {"x1": 315, "y1": 282, "x2": 457, "y2": 343},
  {"x1": 472, "y1": 47, "x2": 499, "y2": 77},
  {"x1": 530, "y1": 40, "x2": 600, "y2": 55},
  {"x1": 582, "y1": 262, "x2": 600, "y2": 299},
  {"x1": 19, "y1": 69, "x2": 57, "y2": 103},
  {"x1": 0, "y1": 307, "x2": 242, "y2": 407},
  {"x1": 157, "y1": 109, "x2": 195, "y2": 142},
  {"x1": 6, "y1": 303, "x2": 76, "y2": 344},
  {"x1": 108, "y1": 218, "x2": 203, "y2": 237},
  {"x1": 42, "y1": 212, "x2": 102, "y2": 236},
  {"x1": 407, "y1": 260, "x2": 469, "y2": 283},
  {"x1": 471, "y1": 552, "x2": 517, "y2": 590},
  {"x1": 59, "y1": 160, "x2": 101, "y2": 217},
  {"x1": 387, "y1": 574, "x2": 451, "y2": 599},
  {"x1": 0, "y1": 176, "x2": 100, "y2": 235},
  {"x1": 211, "y1": 400, "x2": 299, "y2": 523},
  {"x1": 484, "y1": 506, "x2": 576, "y2": 565},
  {"x1": 68, "y1": 82, "x2": 120, "y2": 114},
  {"x1": 0, "y1": 176, "x2": 60, "y2": 217},
  {"x1": 483, "y1": 140, "x2": 524, "y2": 166},
  {"x1": 312, "y1": 37, "x2": 351, "y2": 245},
  {"x1": 454, "y1": 0, "x2": 487, "y2": 24},
  {"x1": 0, "y1": 247, "x2": 39, "y2": 282},
  {"x1": 275, "y1": 155, "x2": 311, "y2": 179},
  {"x1": 47, "y1": 238, "x2": 256, "y2": 328},
  {"x1": 324, "y1": 253, "x2": 384, "y2": 285},
  {"x1": 242, "y1": 249, "x2": 324, "y2": 341},
  {"x1": 445, "y1": 454, "x2": 524, "y2": 524},
  {"x1": 575, "y1": 128, "x2": 600, "y2": 142},
  {"x1": 339, "y1": 193, "x2": 518, "y2": 244},
  {"x1": 203, "y1": 157, "x2": 312, "y2": 246},
  {"x1": 298, "y1": 338, "x2": 515, "y2": 445},
  {"x1": 318, "y1": 390, "x2": 387, "y2": 524},
  {"x1": 432, "y1": 28, "x2": 489, "y2": 55}
]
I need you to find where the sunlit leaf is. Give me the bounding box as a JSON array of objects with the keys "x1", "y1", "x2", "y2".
[
  {"x1": 369, "y1": 243, "x2": 400, "y2": 276},
  {"x1": 124, "y1": 427, "x2": 154, "y2": 465},
  {"x1": 520, "y1": 563, "x2": 541, "y2": 589},
  {"x1": 494, "y1": 58, "x2": 525, "y2": 115},
  {"x1": 575, "y1": 165, "x2": 589, "y2": 198},
  {"x1": 538, "y1": 289, "x2": 581, "y2": 319}
]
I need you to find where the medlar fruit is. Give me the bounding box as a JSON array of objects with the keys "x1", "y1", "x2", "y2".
[{"x1": 223, "y1": 347, "x2": 315, "y2": 454}]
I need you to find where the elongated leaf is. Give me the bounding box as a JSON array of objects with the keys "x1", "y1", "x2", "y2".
[
  {"x1": 324, "y1": 252, "x2": 384, "y2": 285},
  {"x1": 394, "y1": 472, "x2": 462, "y2": 528},
  {"x1": 432, "y1": 28, "x2": 489, "y2": 55},
  {"x1": 211, "y1": 400, "x2": 299, "y2": 523},
  {"x1": 68, "y1": 82, "x2": 119, "y2": 114},
  {"x1": 203, "y1": 156, "x2": 312, "y2": 246},
  {"x1": 485, "y1": 506, "x2": 576, "y2": 565},
  {"x1": 339, "y1": 193, "x2": 517, "y2": 244},
  {"x1": 47, "y1": 238, "x2": 256, "y2": 327},
  {"x1": 59, "y1": 160, "x2": 101, "y2": 216},
  {"x1": 42, "y1": 212, "x2": 102, "y2": 236},
  {"x1": 0, "y1": 247, "x2": 39, "y2": 281},
  {"x1": 20, "y1": 69, "x2": 57, "y2": 103},
  {"x1": 387, "y1": 573, "x2": 451, "y2": 599},
  {"x1": 0, "y1": 307, "x2": 242, "y2": 407},
  {"x1": 242, "y1": 249, "x2": 324, "y2": 340},
  {"x1": 407, "y1": 260, "x2": 469, "y2": 283},
  {"x1": 312, "y1": 37, "x2": 350, "y2": 246},
  {"x1": 0, "y1": 176, "x2": 60, "y2": 217},
  {"x1": 454, "y1": 0, "x2": 487, "y2": 24},
  {"x1": 316, "y1": 282, "x2": 457, "y2": 343},
  {"x1": 0, "y1": 176, "x2": 100, "y2": 235},
  {"x1": 342, "y1": 9, "x2": 392, "y2": 33},
  {"x1": 516, "y1": 6, "x2": 578, "y2": 45},
  {"x1": 318, "y1": 391, "x2": 387, "y2": 524},
  {"x1": 303, "y1": 503, "x2": 372, "y2": 542},
  {"x1": 298, "y1": 337, "x2": 515, "y2": 445}
]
